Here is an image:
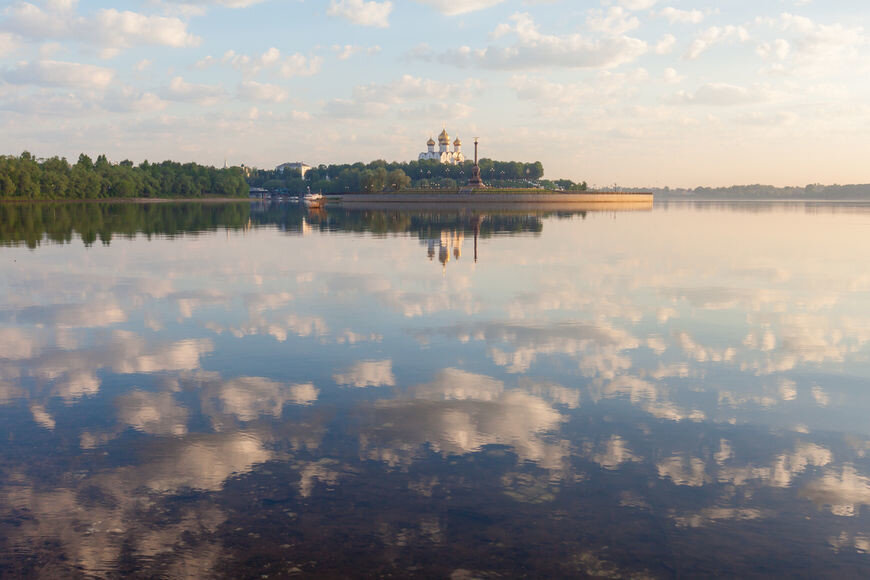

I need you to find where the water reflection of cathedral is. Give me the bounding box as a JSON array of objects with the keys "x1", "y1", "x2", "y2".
[{"x1": 426, "y1": 230, "x2": 464, "y2": 271}]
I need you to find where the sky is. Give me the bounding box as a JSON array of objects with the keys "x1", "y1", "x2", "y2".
[{"x1": 0, "y1": 0, "x2": 868, "y2": 188}]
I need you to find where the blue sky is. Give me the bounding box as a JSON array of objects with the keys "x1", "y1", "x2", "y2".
[{"x1": 0, "y1": 0, "x2": 868, "y2": 187}]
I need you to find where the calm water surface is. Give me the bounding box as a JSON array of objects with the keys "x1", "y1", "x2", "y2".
[{"x1": 2, "y1": 201, "x2": 870, "y2": 578}]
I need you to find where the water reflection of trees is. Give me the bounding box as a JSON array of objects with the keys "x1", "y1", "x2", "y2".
[
  {"x1": 0, "y1": 202, "x2": 252, "y2": 248},
  {"x1": 250, "y1": 202, "x2": 553, "y2": 238},
  {"x1": 0, "y1": 201, "x2": 586, "y2": 248}
]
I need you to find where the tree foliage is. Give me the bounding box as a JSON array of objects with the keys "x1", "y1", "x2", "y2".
[
  {"x1": 0, "y1": 152, "x2": 249, "y2": 199},
  {"x1": 247, "y1": 158, "x2": 547, "y2": 194}
]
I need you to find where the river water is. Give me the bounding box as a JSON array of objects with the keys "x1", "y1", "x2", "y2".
[{"x1": 1, "y1": 200, "x2": 870, "y2": 578}]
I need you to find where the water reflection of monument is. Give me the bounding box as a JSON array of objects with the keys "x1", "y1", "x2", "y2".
[
  {"x1": 423, "y1": 214, "x2": 485, "y2": 269},
  {"x1": 426, "y1": 230, "x2": 465, "y2": 271}
]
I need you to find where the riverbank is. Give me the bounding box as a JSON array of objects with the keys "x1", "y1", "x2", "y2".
[{"x1": 331, "y1": 191, "x2": 653, "y2": 206}]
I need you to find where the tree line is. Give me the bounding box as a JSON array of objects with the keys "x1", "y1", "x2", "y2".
[
  {"x1": 0, "y1": 152, "x2": 249, "y2": 200},
  {"x1": 248, "y1": 158, "x2": 550, "y2": 194}
]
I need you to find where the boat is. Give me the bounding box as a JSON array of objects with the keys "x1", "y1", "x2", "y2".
[{"x1": 303, "y1": 187, "x2": 323, "y2": 207}]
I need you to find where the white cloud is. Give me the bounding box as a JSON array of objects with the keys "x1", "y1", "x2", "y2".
[
  {"x1": 587, "y1": 7, "x2": 640, "y2": 36},
  {"x1": 163, "y1": 76, "x2": 224, "y2": 105},
  {"x1": 618, "y1": 0, "x2": 658, "y2": 9},
  {"x1": 771, "y1": 13, "x2": 868, "y2": 67},
  {"x1": 3, "y1": 59, "x2": 114, "y2": 89},
  {"x1": 413, "y1": 0, "x2": 503, "y2": 16},
  {"x1": 0, "y1": 32, "x2": 17, "y2": 57},
  {"x1": 1, "y1": 2, "x2": 200, "y2": 55},
  {"x1": 756, "y1": 38, "x2": 791, "y2": 60},
  {"x1": 655, "y1": 33, "x2": 676, "y2": 54},
  {"x1": 686, "y1": 25, "x2": 749, "y2": 59},
  {"x1": 419, "y1": 12, "x2": 647, "y2": 70},
  {"x1": 161, "y1": 0, "x2": 266, "y2": 8},
  {"x1": 670, "y1": 83, "x2": 768, "y2": 106},
  {"x1": 280, "y1": 53, "x2": 322, "y2": 78},
  {"x1": 199, "y1": 48, "x2": 321, "y2": 78},
  {"x1": 660, "y1": 7, "x2": 704, "y2": 25},
  {"x1": 325, "y1": 75, "x2": 478, "y2": 119},
  {"x1": 332, "y1": 44, "x2": 381, "y2": 60},
  {"x1": 89, "y1": 9, "x2": 200, "y2": 54},
  {"x1": 662, "y1": 67, "x2": 683, "y2": 83},
  {"x1": 237, "y1": 80, "x2": 287, "y2": 103},
  {"x1": 327, "y1": 0, "x2": 393, "y2": 28}
]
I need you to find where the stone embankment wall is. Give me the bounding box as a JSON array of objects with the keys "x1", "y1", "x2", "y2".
[{"x1": 332, "y1": 192, "x2": 653, "y2": 204}]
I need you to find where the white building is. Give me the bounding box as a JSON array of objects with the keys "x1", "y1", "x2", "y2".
[
  {"x1": 419, "y1": 128, "x2": 465, "y2": 165},
  {"x1": 276, "y1": 162, "x2": 312, "y2": 177}
]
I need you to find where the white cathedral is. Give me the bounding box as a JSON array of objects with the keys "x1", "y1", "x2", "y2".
[{"x1": 419, "y1": 128, "x2": 465, "y2": 165}]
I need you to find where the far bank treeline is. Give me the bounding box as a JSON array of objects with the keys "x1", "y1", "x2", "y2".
[
  {"x1": 0, "y1": 152, "x2": 249, "y2": 199},
  {"x1": 248, "y1": 159, "x2": 588, "y2": 194}
]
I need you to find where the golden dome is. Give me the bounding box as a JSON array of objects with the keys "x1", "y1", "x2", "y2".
[
  {"x1": 427, "y1": 137, "x2": 436, "y2": 146},
  {"x1": 453, "y1": 137, "x2": 462, "y2": 146},
  {"x1": 438, "y1": 128, "x2": 450, "y2": 144}
]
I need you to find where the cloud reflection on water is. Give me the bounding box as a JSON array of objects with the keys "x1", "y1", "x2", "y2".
[{"x1": 3, "y1": 204, "x2": 870, "y2": 575}]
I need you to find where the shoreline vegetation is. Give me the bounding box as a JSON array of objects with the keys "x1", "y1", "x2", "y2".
[
  {"x1": 0, "y1": 152, "x2": 248, "y2": 200},
  {"x1": 3, "y1": 151, "x2": 867, "y2": 201},
  {"x1": 247, "y1": 158, "x2": 583, "y2": 195}
]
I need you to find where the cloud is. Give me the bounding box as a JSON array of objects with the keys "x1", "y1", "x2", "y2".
[
  {"x1": 686, "y1": 25, "x2": 749, "y2": 59},
  {"x1": 659, "y1": 7, "x2": 704, "y2": 25},
  {"x1": 327, "y1": 0, "x2": 393, "y2": 28},
  {"x1": 761, "y1": 13, "x2": 869, "y2": 71},
  {"x1": 1, "y1": 2, "x2": 200, "y2": 55},
  {"x1": 198, "y1": 48, "x2": 321, "y2": 78},
  {"x1": 161, "y1": 0, "x2": 266, "y2": 8},
  {"x1": 280, "y1": 53, "x2": 323, "y2": 77},
  {"x1": 2, "y1": 59, "x2": 114, "y2": 89},
  {"x1": 587, "y1": 7, "x2": 640, "y2": 36},
  {"x1": 162, "y1": 76, "x2": 225, "y2": 105},
  {"x1": 413, "y1": 0, "x2": 503, "y2": 16},
  {"x1": 669, "y1": 83, "x2": 768, "y2": 106},
  {"x1": 756, "y1": 38, "x2": 791, "y2": 60},
  {"x1": 618, "y1": 0, "x2": 658, "y2": 9},
  {"x1": 0, "y1": 32, "x2": 17, "y2": 57},
  {"x1": 662, "y1": 66, "x2": 683, "y2": 83},
  {"x1": 237, "y1": 80, "x2": 287, "y2": 102},
  {"x1": 332, "y1": 44, "x2": 381, "y2": 60},
  {"x1": 416, "y1": 12, "x2": 647, "y2": 70},
  {"x1": 655, "y1": 33, "x2": 676, "y2": 54},
  {"x1": 324, "y1": 75, "x2": 478, "y2": 120}
]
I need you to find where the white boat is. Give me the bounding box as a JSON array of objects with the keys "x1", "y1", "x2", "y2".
[
  {"x1": 302, "y1": 193, "x2": 323, "y2": 205},
  {"x1": 303, "y1": 188, "x2": 323, "y2": 206}
]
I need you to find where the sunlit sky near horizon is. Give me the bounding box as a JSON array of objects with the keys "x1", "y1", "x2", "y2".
[{"x1": 0, "y1": 0, "x2": 868, "y2": 187}]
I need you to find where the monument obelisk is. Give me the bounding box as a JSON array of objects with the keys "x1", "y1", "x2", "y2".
[{"x1": 468, "y1": 137, "x2": 485, "y2": 188}]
